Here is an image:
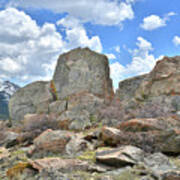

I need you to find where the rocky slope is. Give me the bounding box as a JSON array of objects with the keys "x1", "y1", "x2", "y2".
[
  {"x1": 0, "y1": 81, "x2": 19, "y2": 120},
  {"x1": 1, "y1": 48, "x2": 180, "y2": 180}
]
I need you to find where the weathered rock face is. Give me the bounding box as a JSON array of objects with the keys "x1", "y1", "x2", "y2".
[
  {"x1": 9, "y1": 48, "x2": 113, "y2": 125},
  {"x1": 136, "y1": 56, "x2": 180, "y2": 99},
  {"x1": 96, "y1": 146, "x2": 144, "y2": 167},
  {"x1": 33, "y1": 129, "x2": 74, "y2": 155},
  {"x1": 53, "y1": 48, "x2": 113, "y2": 99},
  {"x1": 133, "y1": 56, "x2": 180, "y2": 117},
  {"x1": 116, "y1": 74, "x2": 147, "y2": 102},
  {"x1": 109, "y1": 56, "x2": 180, "y2": 123},
  {"x1": 9, "y1": 81, "x2": 53, "y2": 121}
]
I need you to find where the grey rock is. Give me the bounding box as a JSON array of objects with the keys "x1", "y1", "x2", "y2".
[
  {"x1": 96, "y1": 145, "x2": 144, "y2": 167},
  {"x1": 33, "y1": 129, "x2": 74, "y2": 155},
  {"x1": 49, "y1": 100, "x2": 67, "y2": 114},
  {"x1": 9, "y1": 81, "x2": 53, "y2": 122},
  {"x1": 53, "y1": 47, "x2": 113, "y2": 100},
  {"x1": 116, "y1": 74, "x2": 147, "y2": 102},
  {"x1": 144, "y1": 153, "x2": 176, "y2": 174},
  {"x1": 65, "y1": 135, "x2": 90, "y2": 157},
  {"x1": 0, "y1": 131, "x2": 19, "y2": 148},
  {"x1": 58, "y1": 109, "x2": 91, "y2": 131}
]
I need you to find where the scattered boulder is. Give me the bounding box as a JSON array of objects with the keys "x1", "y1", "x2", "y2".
[
  {"x1": 117, "y1": 116, "x2": 180, "y2": 132},
  {"x1": 154, "y1": 129, "x2": 180, "y2": 154},
  {"x1": 33, "y1": 129, "x2": 74, "y2": 155},
  {"x1": 0, "y1": 131, "x2": 19, "y2": 148},
  {"x1": 29, "y1": 158, "x2": 90, "y2": 173},
  {"x1": 65, "y1": 134, "x2": 91, "y2": 157},
  {"x1": 96, "y1": 146, "x2": 144, "y2": 167},
  {"x1": 99, "y1": 126, "x2": 180, "y2": 154},
  {"x1": 143, "y1": 153, "x2": 177, "y2": 178},
  {"x1": 118, "y1": 118, "x2": 163, "y2": 132},
  {"x1": 163, "y1": 171, "x2": 180, "y2": 180}
]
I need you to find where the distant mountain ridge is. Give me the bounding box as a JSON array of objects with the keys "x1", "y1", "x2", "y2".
[{"x1": 0, "y1": 81, "x2": 19, "y2": 120}]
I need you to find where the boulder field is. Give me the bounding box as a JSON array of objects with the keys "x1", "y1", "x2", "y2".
[{"x1": 1, "y1": 48, "x2": 180, "y2": 180}]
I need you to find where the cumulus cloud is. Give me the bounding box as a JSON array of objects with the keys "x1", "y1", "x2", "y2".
[
  {"x1": 0, "y1": 8, "x2": 103, "y2": 84},
  {"x1": 8, "y1": 0, "x2": 134, "y2": 26},
  {"x1": 115, "y1": 46, "x2": 121, "y2": 53},
  {"x1": 57, "y1": 16, "x2": 102, "y2": 53},
  {"x1": 140, "y1": 12, "x2": 176, "y2": 31},
  {"x1": 173, "y1": 36, "x2": 180, "y2": 46},
  {"x1": 105, "y1": 53, "x2": 116, "y2": 60},
  {"x1": 110, "y1": 37, "x2": 162, "y2": 89}
]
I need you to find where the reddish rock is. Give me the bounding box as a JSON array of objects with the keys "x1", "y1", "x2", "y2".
[
  {"x1": 96, "y1": 145, "x2": 144, "y2": 167},
  {"x1": 33, "y1": 129, "x2": 74, "y2": 153},
  {"x1": 29, "y1": 158, "x2": 89, "y2": 172},
  {"x1": 135, "y1": 56, "x2": 180, "y2": 100},
  {"x1": 118, "y1": 118, "x2": 162, "y2": 132},
  {"x1": 163, "y1": 171, "x2": 180, "y2": 180}
]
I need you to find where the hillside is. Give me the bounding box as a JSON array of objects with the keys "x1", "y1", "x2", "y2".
[{"x1": 0, "y1": 48, "x2": 180, "y2": 180}]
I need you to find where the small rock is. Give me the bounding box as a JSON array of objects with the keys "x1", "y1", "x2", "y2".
[
  {"x1": 29, "y1": 158, "x2": 90, "y2": 173},
  {"x1": 65, "y1": 134, "x2": 90, "y2": 157},
  {"x1": 0, "y1": 131, "x2": 19, "y2": 148},
  {"x1": 118, "y1": 118, "x2": 163, "y2": 132},
  {"x1": 96, "y1": 145, "x2": 144, "y2": 167},
  {"x1": 33, "y1": 129, "x2": 74, "y2": 154}
]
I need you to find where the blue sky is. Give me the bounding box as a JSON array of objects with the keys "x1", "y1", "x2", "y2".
[{"x1": 0, "y1": 0, "x2": 180, "y2": 89}]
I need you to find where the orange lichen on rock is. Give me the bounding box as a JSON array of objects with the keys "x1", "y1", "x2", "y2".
[
  {"x1": 6, "y1": 162, "x2": 31, "y2": 179},
  {"x1": 50, "y1": 80, "x2": 58, "y2": 100}
]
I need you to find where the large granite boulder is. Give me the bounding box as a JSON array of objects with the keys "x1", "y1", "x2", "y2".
[
  {"x1": 133, "y1": 56, "x2": 180, "y2": 117},
  {"x1": 136, "y1": 56, "x2": 180, "y2": 100},
  {"x1": 109, "y1": 56, "x2": 180, "y2": 123},
  {"x1": 114, "y1": 56, "x2": 180, "y2": 104},
  {"x1": 115, "y1": 74, "x2": 147, "y2": 102},
  {"x1": 53, "y1": 48, "x2": 113, "y2": 100},
  {"x1": 9, "y1": 81, "x2": 53, "y2": 121}
]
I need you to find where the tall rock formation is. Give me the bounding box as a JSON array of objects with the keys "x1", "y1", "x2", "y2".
[
  {"x1": 9, "y1": 48, "x2": 114, "y2": 127},
  {"x1": 53, "y1": 48, "x2": 113, "y2": 99},
  {"x1": 112, "y1": 56, "x2": 180, "y2": 122}
]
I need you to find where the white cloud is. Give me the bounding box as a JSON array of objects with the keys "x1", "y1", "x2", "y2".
[
  {"x1": 0, "y1": 8, "x2": 103, "y2": 84},
  {"x1": 105, "y1": 53, "x2": 116, "y2": 60},
  {"x1": 141, "y1": 12, "x2": 176, "y2": 31},
  {"x1": 57, "y1": 16, "x2": 102, "y2": 53},
  {"x1": 115, "y1": 46, "x2": 121, "y2": 53},
  {"x1": 110, "y1": 37, "x2": 161, "y2": 89},
  {"x1": 173, "y1": 36, "x2": 180, "y2": 46},
  {"x1": 8, "y1": 0, "x2": 134, "y2": 26}
]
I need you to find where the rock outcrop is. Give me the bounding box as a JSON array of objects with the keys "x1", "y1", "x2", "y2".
[
  {"x1": 9, "y1": 48, "x2": 113, "y2": 125},
  {"x1": 9, "y1": 81, "x2": 53, "y2": 121},
  {"x1": 136, "y1": 56, "x2": 180, "y2": 99},
  {"x1": 53, "y1": 48, "x2": 113, "y2": 99},
  {"x1": 115, "y1": 74, "x2": 147, "y2": 102},
  {"x1": 105, "y1": 56, "x2": 180, "y2": 123},
  {"x1": 3, "y1": 50, "x2": 180, "y2": 180}
]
